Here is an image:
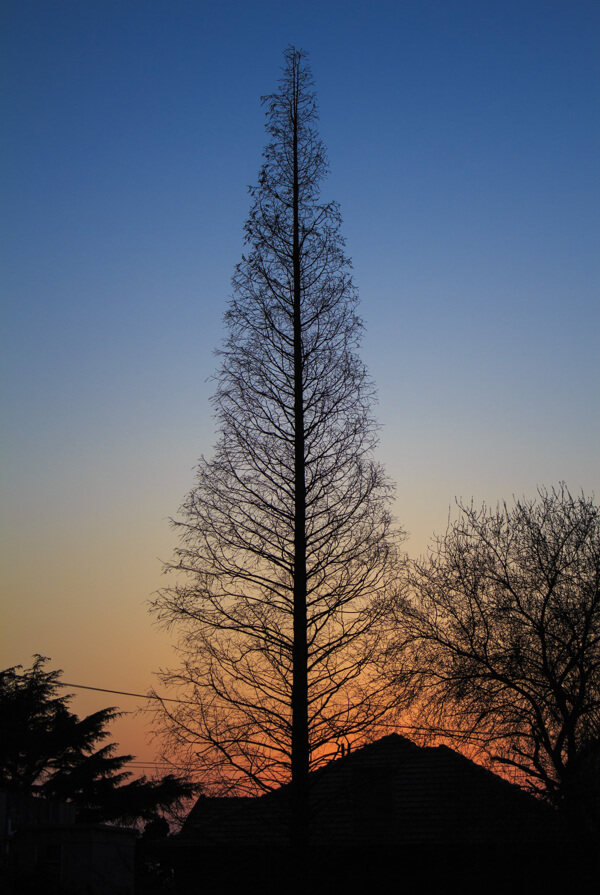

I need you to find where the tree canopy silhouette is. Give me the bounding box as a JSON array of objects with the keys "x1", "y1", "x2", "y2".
[
  {"x1": 391, "y1": 486, "x2": 600, "y2": 834},
  {"x1": 0, "y1": 656, "x2": 197, "y2": 825},
  {"x1": 152, "y1": 48, "x2": 403, "y2": 851}
]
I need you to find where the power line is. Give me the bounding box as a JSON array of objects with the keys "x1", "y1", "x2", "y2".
[
  {"x1": 56, "y1": 682, "x2": 199, "y2": 769},
  {"x1": 58, "y1": 681, "x2": 196, "y2": 705},
  {"x1": 57, "y1": 681, "x2": 493, "y2": 743}
]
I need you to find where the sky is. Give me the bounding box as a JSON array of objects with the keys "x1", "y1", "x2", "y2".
[{"x1": 1, "y1": 0, "x2": 598, "y2": 769}]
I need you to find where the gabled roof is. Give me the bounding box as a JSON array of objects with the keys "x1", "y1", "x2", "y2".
[{"x1": 182, "y1": 734, "x2": 557, "y2": 848}]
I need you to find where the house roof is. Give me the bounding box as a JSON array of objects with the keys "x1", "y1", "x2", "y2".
[{"x1": 182, "y1": 734, "x2": 558, "y2": 848}]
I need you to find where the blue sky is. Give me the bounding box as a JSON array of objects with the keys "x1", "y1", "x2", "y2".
[{"x1": 2, "y1": 0, "x2": 598, "y2": 761}]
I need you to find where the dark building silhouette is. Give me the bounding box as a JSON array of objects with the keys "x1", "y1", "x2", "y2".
[
  {"x1": 174, "y1": 734, "x2": 594, "y2": 893},
  {"x1": 1, "y1": 790, "x2": 135, "y2": 894}
]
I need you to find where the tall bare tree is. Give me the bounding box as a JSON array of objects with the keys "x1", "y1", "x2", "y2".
[
  {"x1": 152, "y1": 48, "x2": 401, "y2": 852},
  {"x1": 392, "y1": 485, "x2": 600, "y2": 832}
]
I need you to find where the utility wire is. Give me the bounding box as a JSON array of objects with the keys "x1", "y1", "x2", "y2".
[
  {"x1": 57, "y1": 680, "x2": 492, "y2": 743},
  {"x1": 57, "y1": 682, "x2": 198, "y2": 768},
  {"x1": 54, "y1": 681, "x2": 522, "y2": 784},
  {"x1": 58, "y1": 681, "x2": 196, "y2": 705}
]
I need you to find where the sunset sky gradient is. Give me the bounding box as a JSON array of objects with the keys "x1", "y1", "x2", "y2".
[{"x1": 2, "y1": 0, "x2": 598, "y2": 766}]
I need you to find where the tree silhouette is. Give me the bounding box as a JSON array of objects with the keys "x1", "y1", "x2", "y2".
[
  {"x1": 0, "y1": 656, "x2": 197, "y2": 825},
  {"x1": 152, "y1": 48, "x2": 402, "y2": 857},
  {"x1": 392, "y1": 486, "x2": 600, "y2": 834}
]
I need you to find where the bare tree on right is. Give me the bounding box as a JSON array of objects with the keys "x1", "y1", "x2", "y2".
[{"x1": 392, "y1": 485, "x2": 600, "y2": 832}]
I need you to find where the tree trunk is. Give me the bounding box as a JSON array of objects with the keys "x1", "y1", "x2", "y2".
[{"x1": 290, "y1": 52, "x2": 309, "y2": 882}]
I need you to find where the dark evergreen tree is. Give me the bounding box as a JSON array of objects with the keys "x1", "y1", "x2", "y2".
[{"x1": 0, "y1": 656, "x2": 196, "y2": 825}]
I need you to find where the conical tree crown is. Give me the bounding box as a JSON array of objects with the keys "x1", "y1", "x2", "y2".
[{"x1": 154, "y1": 48, "x2": 400, "y2": 796}]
